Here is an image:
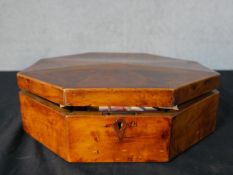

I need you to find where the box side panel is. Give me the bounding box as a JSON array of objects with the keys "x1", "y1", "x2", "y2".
[
  {"x1": 170, "y1": 90, "x2": 219, "y2": 159},
  {"x1": 64, "y1": 89, "x2": 175, "y2": 107},
  {"x1": 17, "y1": 73, "x2": 64, "y2": 105},
  {"x1": 19, "y1": 91, "x2": 69, "y2": 161},
  {"x1": 66, "y1": 115, "x2": 172, "y2": 162},
  {"x1": 174, "y1": 75, "x2": 219, "y2": 105}
]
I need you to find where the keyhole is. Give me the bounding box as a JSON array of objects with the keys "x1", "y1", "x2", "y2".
[{"x1": 117, "y1": 121, "x2": 124, "y2": 130}]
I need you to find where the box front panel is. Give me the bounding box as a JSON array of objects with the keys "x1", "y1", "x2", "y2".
[{"x1": 66, "y1": 115, "x2": 172, "y2": 162}]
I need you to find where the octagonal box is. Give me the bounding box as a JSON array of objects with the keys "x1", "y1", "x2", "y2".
[{"x1": 17, "y1": 53, "x2": 220, "y2": 162}]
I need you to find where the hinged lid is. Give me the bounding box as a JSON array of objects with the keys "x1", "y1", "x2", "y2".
[{"x1": 17, "y1": 52, "x2": 219, "y2": 107}]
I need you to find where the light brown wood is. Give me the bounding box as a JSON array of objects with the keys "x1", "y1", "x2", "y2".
[
  {"x1": 170, "y1": 90, "x2": 219, "y2": 158},
  {"x1": 17, "y1": 52, "x2": 220, "y2": 162},
  {"x1": 17, "y1": 52, "x2": 220, "y2": 107},
  {"x1": 19, "y1": 90, "x2": 219, "y2": 162}
]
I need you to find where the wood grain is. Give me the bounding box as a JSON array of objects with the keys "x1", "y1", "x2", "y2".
[
  {"x1": 19, "y1": 91, "x2": 69, "y2": 160},
  {"x1": 170, "y1": 90, "x2": 219, "y2": 158},
  {"x1": 19, "y1": 90, "x2": 219, "y2": 162},
  {"x1": 17, "y1": 52, "x2": 220, "y2": 107}
]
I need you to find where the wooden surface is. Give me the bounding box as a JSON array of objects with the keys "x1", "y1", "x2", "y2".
[
  {"x1": 19, "y1": 90, "x2": 219, "y2": 162},
  {"x1": 170, "y1": 90, "x2": 219, "y2": 158},
  {"x1": 17, "y1": 52, "x2": 219, "y2": 107}
]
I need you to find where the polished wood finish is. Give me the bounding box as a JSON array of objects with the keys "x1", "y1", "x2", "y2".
[
  {"x1": 170, "y1": 90, "x2": 219, "y2": 158},
  {"x1": 17, "y1": 52, "x2": 219, "y2": 107},
  {"x1": 19, "y1": 90, "x2": 219, "y2": 162},
  {"x1": 17, "y1": 52, "x2": 220, "y2": 162}
]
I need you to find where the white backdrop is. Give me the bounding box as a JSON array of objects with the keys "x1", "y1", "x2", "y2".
[{"x1": 0, "y1": 0, "x2": 233, "y2": 70}]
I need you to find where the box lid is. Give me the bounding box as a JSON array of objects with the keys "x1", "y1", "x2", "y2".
[{"x1": 17, "y1": 52, "x2": 219, "y2": 107}]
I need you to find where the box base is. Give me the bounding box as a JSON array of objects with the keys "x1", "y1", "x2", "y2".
[{"x1": 19, "y1": 90, "x2": 219, "y2": 162}]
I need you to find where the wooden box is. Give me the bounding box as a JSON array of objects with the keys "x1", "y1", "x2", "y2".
[{"x1": 17, "y1": 53, "x2": 220, "y2": 162}]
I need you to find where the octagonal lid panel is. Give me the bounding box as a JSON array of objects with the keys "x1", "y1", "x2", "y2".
[{"x1": 17, "y1": 52, "x2": 220, "y2": 107}]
